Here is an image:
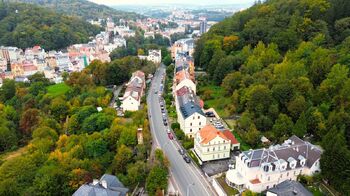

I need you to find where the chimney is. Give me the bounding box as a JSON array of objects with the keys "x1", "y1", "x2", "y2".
[
  {"x1": 101, "y1": 180, "x2": 108, "y2": 189},
  {"x1": 92, "y1": 179, "x2": 99, "y2": 185}
]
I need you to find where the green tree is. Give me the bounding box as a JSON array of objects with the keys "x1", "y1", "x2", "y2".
[
  {"x1": 293, "y1": 112, "x2": 307, "y2": 138},
  {"x1": 112, "y1": 145, "x2": 133, "y2": 174},
  {"x1": 0, "y1": 124, "x2": 17, "y2": 152},
  {"x1": 0, "y1": 79, "x2": 16, "y2": 102},
  {"x1": 146, "y1": 167, "x2": 168, "y2": 196},
  {"x1": 272, "y1": 114, "x2": 294, "y2": 141}
]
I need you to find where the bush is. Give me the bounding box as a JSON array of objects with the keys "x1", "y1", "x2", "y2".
[
  {"x1": 171, "y1": 122, "x2": 180, "y2": 130},
  {"x1": 183, "y1": 137, "x2": 194, "y2": 150},
  {"x1": 174, "y1": 129, "x2": 185, "y2": 141}
]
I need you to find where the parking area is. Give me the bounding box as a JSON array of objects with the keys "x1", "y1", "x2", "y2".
[
  {"x1": 204, "y1": 108, "x2": 229, "y2": 131},
  {"x1": 201, "y1": 155, "x2": 236, "y2": 177}
]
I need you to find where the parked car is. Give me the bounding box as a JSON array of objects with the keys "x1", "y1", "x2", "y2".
[
  {"x1": 154, "y1": 91, "x2": 158, "y2": 94},
  {"x1": 168, "y1": 132, "x2": 173, "y2": 140},
  {"x1": 164, "y1": 121, "x2": 168, "y2": 126},
  {"x1": 178, "y1": 149, "x2": 185, "y2": 155},
  {"x1": 167, "y1": 129, "x2": 171, "y2": 134},
  {"x1": 205, "y1": 111, "x2": 215, "y2": 117},
  {"x1": 183, "y1": 155, "x2": 191, "y2": 163}
]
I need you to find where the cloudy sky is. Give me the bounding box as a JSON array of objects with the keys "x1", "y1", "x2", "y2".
[{"x1": 89, "y1": 0, "x2": 255, "y2": 5}]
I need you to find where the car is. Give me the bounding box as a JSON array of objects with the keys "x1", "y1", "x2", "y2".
[
  {"x1": 154, "y1": 91, "x2": 158, "y2": 94},
  {"x1": 183, "y1": 155, "x2": 191, "y2": 163},
  {"x1": 214, "y1": 122, "x2": 222, "y2": 126},
  {"x1": 168, "y1": 132, "x2": 173, "y2": 140},
  {"x1": 178, "y1": 149, "x2": 185, "y2": 155},
  {"x1": 164, "y1": 121, "x2": 168, "y2": 126},
  {"x1": 167, "y1": 129, "x2": 171, "y2": 134}
]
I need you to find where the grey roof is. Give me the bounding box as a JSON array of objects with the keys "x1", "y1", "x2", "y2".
[
  {"x1": 242, "y1": 135, "x2": 322, "y2": 170},
  {"x1": 73, "y1": 174, "x2": 128, "y2": 196},
  {"x1": 100, "y1": 174, "x2": 125, "y2": 189},
  {"x1": 180, "y1": 102, "x2": 204, "y2": 119},
  {"x1": 267, "y1": 180, "x2": 312, "y2": 196}
]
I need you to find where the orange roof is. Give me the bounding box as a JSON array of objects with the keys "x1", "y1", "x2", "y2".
[
  {"x1": 199, "y1": 125, "x2": 229, "y2": 144},
  {"x1": 250, "y1": 179, "x2": 261, "y2": 184},
  {"x1": 222, "y1": 130, "x2": 239, "y2": 145}
]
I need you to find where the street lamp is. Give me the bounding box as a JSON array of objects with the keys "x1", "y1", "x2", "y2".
[{"x1": 186, "y1": 183, "x2": 195, "y2": 196}]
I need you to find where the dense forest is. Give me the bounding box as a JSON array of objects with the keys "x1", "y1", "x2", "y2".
[
  {"x1": 0, "y1": 57, "x2": 167, "y2": 195},
  {"x1": 195, "y1": 0, "x2": 350, "y2": 193},
  {"x1": 0, "y1": 2, "x2": 102, "y2": 50},
  {"x1": 9, "y1": 0, "x2": 142, "y2": 21}
]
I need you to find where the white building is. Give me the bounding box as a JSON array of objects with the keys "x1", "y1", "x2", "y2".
[
  {"x1": 175, "y1": 86, "x2": 206, "y2": 138},
  {"x1": 171, "y1": 38, "x2": 195, "y2": 60},
  {"x1": 225, "y1": 136, "x2": 322, "y2": 193},
  {"x1": 121, "y1": 71, "x2": 145, "y2": 112},
  {"x1": 194, "y1": 125, "x2": 232, "y2": 162},
  {"x1": 147, "y1": 50, "x2": 161, "y2": 64}
]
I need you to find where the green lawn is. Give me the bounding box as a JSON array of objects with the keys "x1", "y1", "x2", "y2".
[
  {"x1": 46, "y1": 83, "x2": 71, "y2": 97},
  {"x1": 216, "y1": 176, "x2": 239, "y2": 196}
]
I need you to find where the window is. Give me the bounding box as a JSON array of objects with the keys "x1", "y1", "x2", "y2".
[
  {"x1": 213, "y1": 147, "x2": 215, "y2": 151},
  {"x1": 287, "y1": 172, "x2": 289, "y2": 177},
  {"x1": 280, "y1": 174, "x2": 283, "y2": 178},
  {"x1": 268, "y1": 176, "x2": 270, "y2": 181},
  {"x1": 218, "y1": 154, "x2": 220, "y2": 158},
  {"x1": 294, "y1": 171, "x2": 296, "y2": 175},
  {"x1": 199, "y1": 122, "x2": 201, "y2": 125},
  {"x1": 224, "y1": 146, "x2": 226, "y2": 150},
  {"x1": 207, "y1": 148, "x2": 209, "y2": 152},
  {"x1": 213, "y1": 155, "x2": 215, "y2": 159},
  {"x1": 190, "y1": 129, "x2": 192, "y2": 132},
  {"x1": 190, "y1": 123, "x2": 192, "y2": 126},
  {"x1": 218, "y1": 146, "x2": 220, "y2": 150},
  {"x1": 198, "y1": 116, "x2": 200, "y2": 119},
  {"x1": 193, "y1": 116, "x2": 195, "y2": 120}
]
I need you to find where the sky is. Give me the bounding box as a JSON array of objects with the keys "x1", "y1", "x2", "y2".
[{"x1": 89, "y1": 0, "x2": 256, "y2": 6}]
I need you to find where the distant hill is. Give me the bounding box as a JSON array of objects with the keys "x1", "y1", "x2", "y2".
[
  {"x1": 0, "y1": 2, "x2": 102, "y2": 50},
  {"x1": 9, "y1": 0, "x2": 142, "y2": 20}
]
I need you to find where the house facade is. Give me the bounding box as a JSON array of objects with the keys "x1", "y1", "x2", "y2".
[
  {"x1": 175, "y1": 86, "x2": 206, "y2": 138},
  {"x1": 225, "y1": 136, "x2": 322, "y2": 193},
  {"x1": 194, "y1": 125, "x2": 231, "y2": 162},
  {"x1": 121, "y1": 71, "x2": 146, "y2": 112}
]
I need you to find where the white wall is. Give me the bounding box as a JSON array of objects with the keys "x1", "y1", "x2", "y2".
[
  {"x1": 195, "y1": 135, "x2": 231, "y2": 162},
  {"x1": 183, "y1": 112, "x2": 206, "y2": 138},
  {"x1": 121, "y1": 96, "x2": 140, "y2": 111}
]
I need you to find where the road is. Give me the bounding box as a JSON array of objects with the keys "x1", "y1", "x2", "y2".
[{"x1": 147, "y1": 65, "x2": 216, "y2": 196}]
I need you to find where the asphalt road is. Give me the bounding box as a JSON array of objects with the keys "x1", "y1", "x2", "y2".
[{"x1": 147, "y1": 65, "x2": 216, "y2": 196}]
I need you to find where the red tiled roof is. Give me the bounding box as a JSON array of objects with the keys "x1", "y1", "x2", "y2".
[
  {"x1": 176, "y1": 86, "x2": 189, "y2": 96},
  {"x1": 222, "y1": 130, "x2": 239, "y2": 145},
  {"x1": 199, "y1": 125, "x2": 229, "y2": 144}
]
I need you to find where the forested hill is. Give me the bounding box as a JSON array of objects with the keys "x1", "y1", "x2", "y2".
[
  {"x1": 194, "y1": 0, "x2": 350, "y2": 194},
  {"x1": 0, "y1": 2, "x2": 102, "y2": 50},
  {"x1": 10, "y1": 0, "x2": 142, "y2": 20}
]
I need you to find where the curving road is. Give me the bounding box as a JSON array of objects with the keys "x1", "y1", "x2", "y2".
[{"x1": 147, "y1": 65, "x2": 216, "y2": 196}]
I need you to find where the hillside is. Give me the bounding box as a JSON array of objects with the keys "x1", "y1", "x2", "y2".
[
  {"x1": 0, "y1": 2, "x2": 102, "y2": 50},
  {"x1": 195, "y1": 0, "x2": 350, "y2": 194},
  {"x1": 10, "y1": 0, "x2": 142, "y2": 20}
]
